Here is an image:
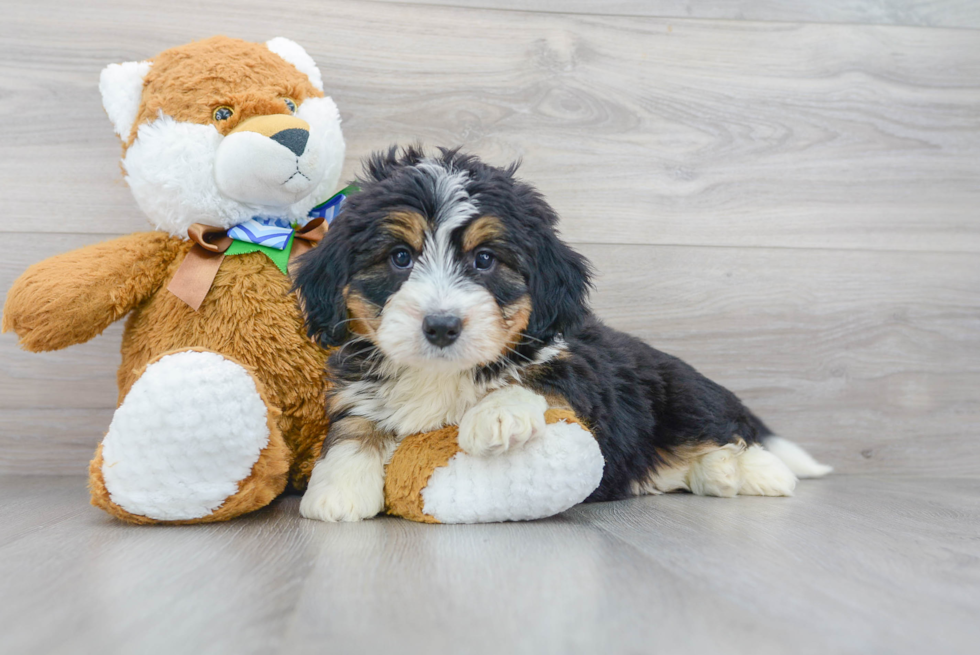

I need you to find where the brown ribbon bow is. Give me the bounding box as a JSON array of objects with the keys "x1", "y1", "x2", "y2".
[{"x1": 166, "y1": 217, "x2": 327, "y2": 311}]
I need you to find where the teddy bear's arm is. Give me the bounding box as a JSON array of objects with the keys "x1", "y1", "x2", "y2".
[{"x1": 2, "y1": 232, "x2": 181, "y2": 352}]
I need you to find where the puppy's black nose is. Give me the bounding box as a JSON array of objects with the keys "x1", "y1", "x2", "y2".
[
  {"x1": 270, "y1": 128, "x2": 309, "y2": 156},
  {"x1": 423, "y1": 315, "x2": 462, "y2": 348}
]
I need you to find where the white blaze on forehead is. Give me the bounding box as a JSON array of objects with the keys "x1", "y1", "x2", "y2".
[
  {"x1": 412, "y1": 162, "x2": 477, "y2": 314},
  {"x1": 417, "y1": 161, "x2": 476, "y2": 240}
]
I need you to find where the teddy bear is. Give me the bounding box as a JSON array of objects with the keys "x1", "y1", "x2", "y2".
[{"x1": 2, "y1": 36, "x2": 604, "y2": 525}]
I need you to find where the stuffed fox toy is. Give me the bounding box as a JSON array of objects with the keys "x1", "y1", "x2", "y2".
[{"x1": 2, "y1": 36, "x2": 603, "y2": 524}]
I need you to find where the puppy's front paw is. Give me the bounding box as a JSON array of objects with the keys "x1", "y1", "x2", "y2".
[
  {"x1": 300, "y1": 482, "x2": 383, "y2": 522},
  {"x1": 299, "y1": 442, "x2": 385, "y2": 522},
  {"x1": 458, "y1": 386, "x2": 548, "y2": 457}
]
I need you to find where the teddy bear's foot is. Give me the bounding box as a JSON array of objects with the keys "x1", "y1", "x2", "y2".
[
  {"x1": 424, "y1": 418, "x2": 603, "y2": 523},
  {"x1": 90, "y1": 349, "x2": 290, "y2": 523},
  {"x1": 386, "y1": 411, "x2": 605, "y2": 524}
]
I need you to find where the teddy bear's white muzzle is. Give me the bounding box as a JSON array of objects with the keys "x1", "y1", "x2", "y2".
[{"x1": 214, "y1": 124, "x2": 327, "y2": 208}]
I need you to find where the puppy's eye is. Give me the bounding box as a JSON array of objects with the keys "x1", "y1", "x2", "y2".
[
  {"x1": 282, "y1": 98, "x2": 297, "y2": 114},
  {"x1": 473, "y1": 249, "x2": 496, "y2": 271},
  {"x1": 212, "y1": 106, "x2": 234, "y2": 121},
  {"x1": 390, "y1": 247, "x2": 414, "y2": 270}
]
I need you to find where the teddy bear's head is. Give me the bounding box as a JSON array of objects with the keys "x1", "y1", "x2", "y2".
[{"x1": 99, "y1": 36, "x2": 345, "y2": 237}]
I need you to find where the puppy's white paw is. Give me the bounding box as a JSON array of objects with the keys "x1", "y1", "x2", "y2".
[
  {"x1": 300, "y1": 482, "x2": 384, "y2": 522},
  {"x1": 738, "y1": 445, "x2": 797, "y2": 496},
  {"x1": 458, "y1": 386, "x2": 548, "y2": 457},
  {"x1": 686, "y1": 444, "x2": 798, "y2": 497},
  {"x1": 688, "y1": 446, "x2": 742, "y2": 497},
  {"x1": 299, "y1": 442, "x2": 385, "y2": 522}
]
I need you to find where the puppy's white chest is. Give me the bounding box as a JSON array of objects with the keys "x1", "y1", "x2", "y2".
[{"x1": 338, "y1": 368, "x2": 498, "y2": 437}]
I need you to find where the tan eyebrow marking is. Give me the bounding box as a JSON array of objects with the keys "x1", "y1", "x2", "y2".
[
  {"x1": 461, "y1": 215, "x2": 504, "y2": 252},
  {"x1": 384, "y1": 211, "x2": 427, "y2": 251}
]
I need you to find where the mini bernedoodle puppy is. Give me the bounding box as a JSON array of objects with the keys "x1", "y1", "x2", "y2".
[{"x1": 295, "y1": 146, "x2": 832, "y2": 522}]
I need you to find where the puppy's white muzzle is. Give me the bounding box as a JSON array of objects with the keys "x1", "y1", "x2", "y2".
[{"x1": 214, "y1": 114, "x2": 328, "y2": 207}]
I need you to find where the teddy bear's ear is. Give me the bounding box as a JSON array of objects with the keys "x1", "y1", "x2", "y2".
[
  {"x1": 266, "y1": 37, "x2": 324, "y2": 92},
  {"x1": 99, "y1": 61, "x2": 152, "y2": 139}
]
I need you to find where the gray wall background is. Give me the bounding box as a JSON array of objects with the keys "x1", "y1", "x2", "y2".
[{"x1": 1, "y1": 0, "x2": 978, "y2": 476}]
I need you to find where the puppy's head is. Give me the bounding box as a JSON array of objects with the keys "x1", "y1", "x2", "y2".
[{"x1": 295, "y1": 146, "x2": 592, "y2": 371}]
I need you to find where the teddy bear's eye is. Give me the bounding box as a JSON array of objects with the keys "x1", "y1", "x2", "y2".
[
  {"x1": 212, "y1": 106, "x2": 234, "y2": 121},
  {"x1": 283, "y1": 98, "x2": 297, "y2": 114}
]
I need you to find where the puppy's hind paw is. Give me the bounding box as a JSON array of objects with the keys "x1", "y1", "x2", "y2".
[
  {"x1": 738, "y1": 445, "x2": 797, "y2": 496},
  {"x1": 458, "y1": 386, "x2": 548, "y2": 457}
]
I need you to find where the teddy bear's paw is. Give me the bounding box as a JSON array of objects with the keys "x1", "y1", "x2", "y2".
[
  {"x1": 100, "y1": 350, "x2": 271, "y2": 521},
  {"x1": 458, "y1": 386, "x2": 548, "y2": 457},
  {"x1": 420, "y1": 418, "x2": 605, "y2": 523},
  {"x1": 300, "y1": 441, "x2": 385, "y2": 522}
]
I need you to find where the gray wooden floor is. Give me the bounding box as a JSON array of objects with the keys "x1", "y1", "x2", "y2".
[
  {"x1": 2, "y1": 1, "x2": 980, "y2": 653},
  {"x1": 0, "y1": 474, "x2": 977, "y2": 655}
]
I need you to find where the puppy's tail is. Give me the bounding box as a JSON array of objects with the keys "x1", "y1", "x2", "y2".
[
  {"x1": 762, "y1": 436, "x2": 833, "y2": 478},
  {"x1": 747, "y1": 413, "x2": 833, "y2": 479}
]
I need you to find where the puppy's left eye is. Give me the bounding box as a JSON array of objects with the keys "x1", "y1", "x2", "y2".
[
  {"x1": 283, "y1": 98, "x2": 297, "y2": 113},
  {"x1": 473, "y1": 249, "x2": 496, "y2": 271},
  {"x1": 390, "y1": 247, "x2": 414, "y2": 270}
]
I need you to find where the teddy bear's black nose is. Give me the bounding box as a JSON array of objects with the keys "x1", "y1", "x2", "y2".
[{"x1": 270, "y1": 128, "x2": 309, "y2": 157}]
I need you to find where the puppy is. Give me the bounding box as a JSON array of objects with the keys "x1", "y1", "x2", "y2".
[{"x1": 294, "y1": 146, "x2": 832, "y2": 522}]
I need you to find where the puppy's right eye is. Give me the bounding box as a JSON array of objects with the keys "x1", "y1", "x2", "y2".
[{"x1": 390, "y1": 247, "x2": 414, "y2": 270}]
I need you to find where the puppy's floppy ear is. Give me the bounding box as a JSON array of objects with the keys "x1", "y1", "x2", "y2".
[
  {"x1": 524, "y1": 203, "x2": 593, "y2": 342},
  {"x1": 293, "y1": 225, "x2": 352, "y2": 347}
]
